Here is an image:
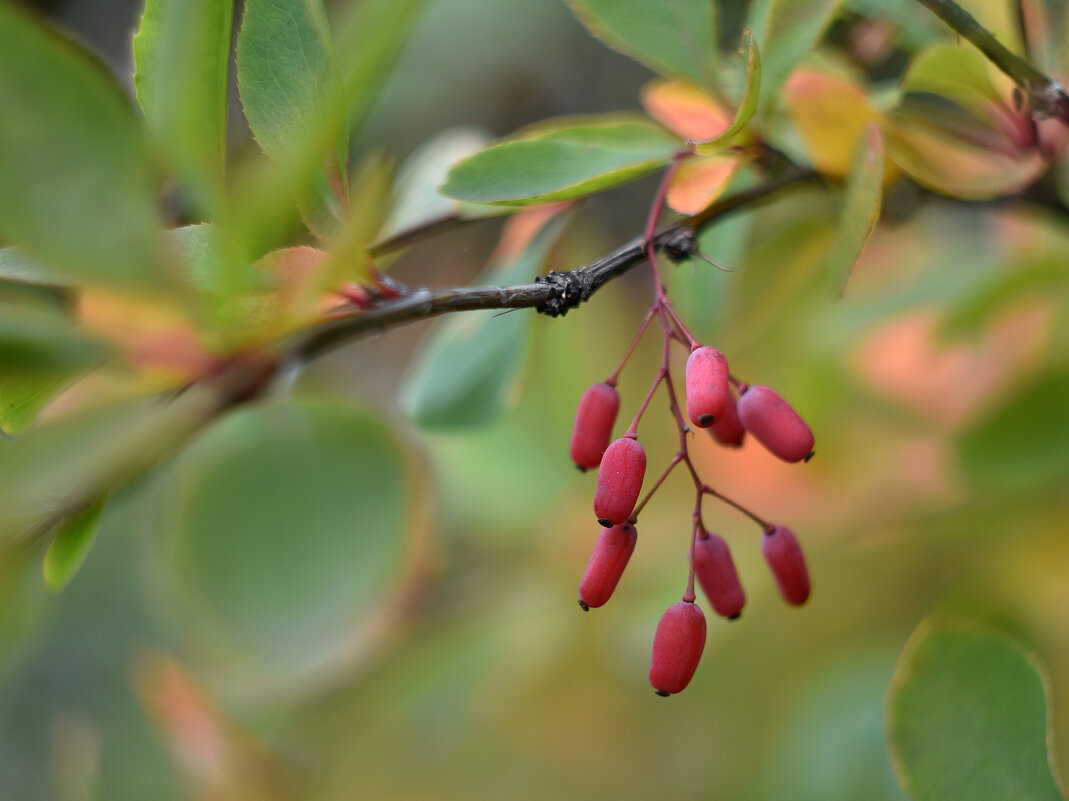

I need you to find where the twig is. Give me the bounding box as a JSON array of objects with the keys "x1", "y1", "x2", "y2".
[{"x1": 292, "y1": 168, "x2": 815, "y2": 363}]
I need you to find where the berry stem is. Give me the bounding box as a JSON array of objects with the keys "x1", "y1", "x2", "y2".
[
  {"x1": 683, "y1": 514, "x2": 700, "y2": 603},
  {"x1": 607, "y1": 305, "x2": 657, "y2": 386},
  {"x1": 629, "y1": 453, "x2": 683, "y2": 522},
  {"x1": 661, "y1": 299, "x2": 699, "y2": 350},
  {"x1": 644, "y1": 155, "x2": 689, "y2": 301},
  {"x1": 624, "y1": 369, "x2": 665, "y2": 438},
  {"x1": 701, "y1": 485, "x2": 773, "y2": 532}
]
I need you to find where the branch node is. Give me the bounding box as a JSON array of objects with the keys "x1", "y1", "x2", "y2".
[
  {"x1": 534, "y1": 269, "x2": 594, "y2": 317},
  {"x1": 658, "y1": 227, "x2": 698, "y2": 263}
]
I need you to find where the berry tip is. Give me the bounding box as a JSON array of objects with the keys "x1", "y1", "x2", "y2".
[
  {"x1": 597, "y1": 517, "x2": 612, "y2": 528},
  {"x1": 578, "y1": 599, "x2": 590, "y2": 611},
  {"x1": 654, "y1": 689, "x2": 671, "y2": 697}
]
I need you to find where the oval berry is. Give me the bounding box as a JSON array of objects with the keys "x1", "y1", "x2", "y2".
[
  {"x1": 578, "y1": 522, "x2": 638, "y2": 610},
  {"x1": 685, "y1": 346, "x2": 730, "y2": 428},
  {"x1": 709, "y1": 389, "x2": 745, "y2": 448},
  {"x1": 569, "y1": 382, "x2": 620, "y2": 470},
  {"x1": 761, "y1": 525, "x2": 810, "y2": 606},
  {"x1": 648, "y1": 601, "x2": 707, "y2": 696},
  {"x1": 593, "y1": 436, "x2": 646, "y2": 527},
  {"x1": 736, "y1": 385, "x2": 814, "y2": 463},
  {"x1": 693, "y1": 531, "x2": 746, "y2": 619}
]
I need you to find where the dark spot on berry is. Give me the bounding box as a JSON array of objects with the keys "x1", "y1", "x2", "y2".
[
  {"x1": 654, "y1": 689, "x2": 671, "y2": 697},
  {"x1": 729, "y1": 612, "x2": 742, "y2": 620},
  {"x1": 698, "y1": 413, "x2": 714, "y2": 426},
  {"x1": 578, "y1": 599, "x2": 589, "y2": 611},
  {"x1": 597, "y1": 517, "x2": 612, "y2": 528},
  {"x1": 804, "y1": 450, "x2": 815, "y2": 463},
  {"x1": 575, "y1": 464, "x2": 587, "y2": 473}
]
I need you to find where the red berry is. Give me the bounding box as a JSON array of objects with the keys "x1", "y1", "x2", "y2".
[
  {"x1": 593, "y1": 436, "x2": 646, "y2": 526},
  {"x1": 693, "y1": 531, "x2": 746, "y2": 619},
  {"x1": 648, "y1": 601, "x2": 707, "y2": 696},
  {"x1": 569, "y1": 382, "x2": 620, "y2": 470},
  {"x1": 736, "y1": 385, "x2": 814, "y2": 463},
  {"x1": 685, "y1": 346, "x2": 730, "y2": 428},
  {"x1": 708, "y1": 389, "x2": 745, "y2": 448},
  {"x1": 761, "y1": 525, "x2": 810, "y2": 606},
  {"x1": 578, "y1": 522, "x2": 638, "y2": 610}
]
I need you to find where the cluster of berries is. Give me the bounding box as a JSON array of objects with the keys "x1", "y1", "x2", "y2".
[{"x1": 570, "y1": 342, "x2": 814, "y2": 696}]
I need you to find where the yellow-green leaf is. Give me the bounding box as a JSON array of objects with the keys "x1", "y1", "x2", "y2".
[
  {"x1": 43, "y1": 496, "x2": 107, "y2": 591},
  {"x1": 441, "y1": 115, "x2": 679, "y2": 205}
]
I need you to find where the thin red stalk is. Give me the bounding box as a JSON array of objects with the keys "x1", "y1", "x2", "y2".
[
  {"x1": 645, "y1": 158, "x2": 686, "y2": 299},
  {"x1": 624, "y1": 369, "x2": 665, "y2": 438},
  {"x1": 607, "y1": 305, "x2": 657, "y2": 385},
  {"x1": 662, "y1": 299, "x2": 699, "y2": 349},
  {"x1": 629, "y1": 453, "x2": 684, "y2": 522},
  {"x1": 701, "y1": 485, "x2": 773, "y2": 531},
  {"x1": 684, "y1": 513, "x2": 701, "y2": 598},
  {"x1": 683, "y1": 493, "x2": 703, "y2": 603}
]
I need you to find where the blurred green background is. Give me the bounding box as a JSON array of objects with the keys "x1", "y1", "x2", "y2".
[{"x1": 2, "y1": 1, "x2": 1068, "y2": 799}]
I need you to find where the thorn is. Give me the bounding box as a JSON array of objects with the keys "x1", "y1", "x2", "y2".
[
  {"x1": 492, "y1": 308, "x2": 521, "y2": 318},
  {"x1": 578, "y1": 599, "x2": 589, "y2": 611},
  {"x1": 694, "y1": 250, "x2": 733, "y2": 272}
]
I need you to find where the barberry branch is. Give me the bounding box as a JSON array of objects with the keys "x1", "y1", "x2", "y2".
[
  {"x1": 913, "y1": 0, "x2": 1069, "y2": 124},
  {"x1": 2, "y1": 170, "x2": 813, "y2": 549},
  {"x1": 293, "y1": 166, "x2": 816, "y2": 364}
]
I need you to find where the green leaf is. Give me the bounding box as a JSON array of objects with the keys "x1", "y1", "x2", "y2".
[
  {"x1": 0, "y1": 301, "x2": 107, "y2": 373},
  {"x1": 937, "y1": 259, "x2": 1068, "y2": 341},
  {"x1": 149, "y1": 401, "x2": 417, "y2": 689},
  {"x1": 884, "y1": 46, "x2": 1046, "y2": 199},
  {"x1": 957, "y1": 370, "x2": 1069, "y2": 492},
  {"x1": 401, "y1": 213, "x2": 571, "y2": 428},
  {"x1": 236, "y1": 0, "x2": 343, "y2": 161},
  {"x1": 42, "y1": 496, "x2": 107, "y2": 591},
  {"x1": 747, "y1": 0, "x2": 845, "y2": 111},
  {"x1": 165, "y1": 223, "x2": 231, "y2": 295},
  {"x1": 0, "y1": 386, "x2": 230, "y2": 548},
  {"x1": 887, "y1": 620, "x2": 1062, "y2": 801},
  {"x1": 441, "y1": 115, "x2": 678, "y2": 205},
  {"x1": 0, "y1": 371, "x2": 80, "y2": 435},
  {"x1": 133, "y1": 0, "x2": 235, "y2": 213},
  {"x1": 694, "y1": 30, "x2": 762, "y2": 150},
  {"x1": 0, "y1": 3, "x2": 162, "y2": 286},
  {"x1": 826, "y1": 124, "x2": 884, "y2": 295},
  {"x1": 897, "y1": 44, "x2": 1004, "y2": 119},
  {"x1": 0, "y1": 248, "x2": 74, "y2": 288},
  {"x1": 380, "y1": 127, "x2": 492, "y2": 239},
  {"x1": 334, "y1": 0, "x2": 426, "y2": 135},
  {"x1": 565, "y1": 0, "x2": 718, "y2": 86}
]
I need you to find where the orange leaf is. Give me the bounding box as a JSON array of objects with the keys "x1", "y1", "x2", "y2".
[
  {"x1": 641, "y1": 79, "x2": 732, "y2": 142},
  {"x1": 77, "y1": 289, "x2": 214, "y2": 380},
  {"x1": 253, "y1": 246, "x2": 340, "y2": 327},
  {"x1": 666, "y1": 154, "x2": 745, "y2": 215},
  {"x1": 784, "y1": 69, "x2": 879, "y2": 179}
]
